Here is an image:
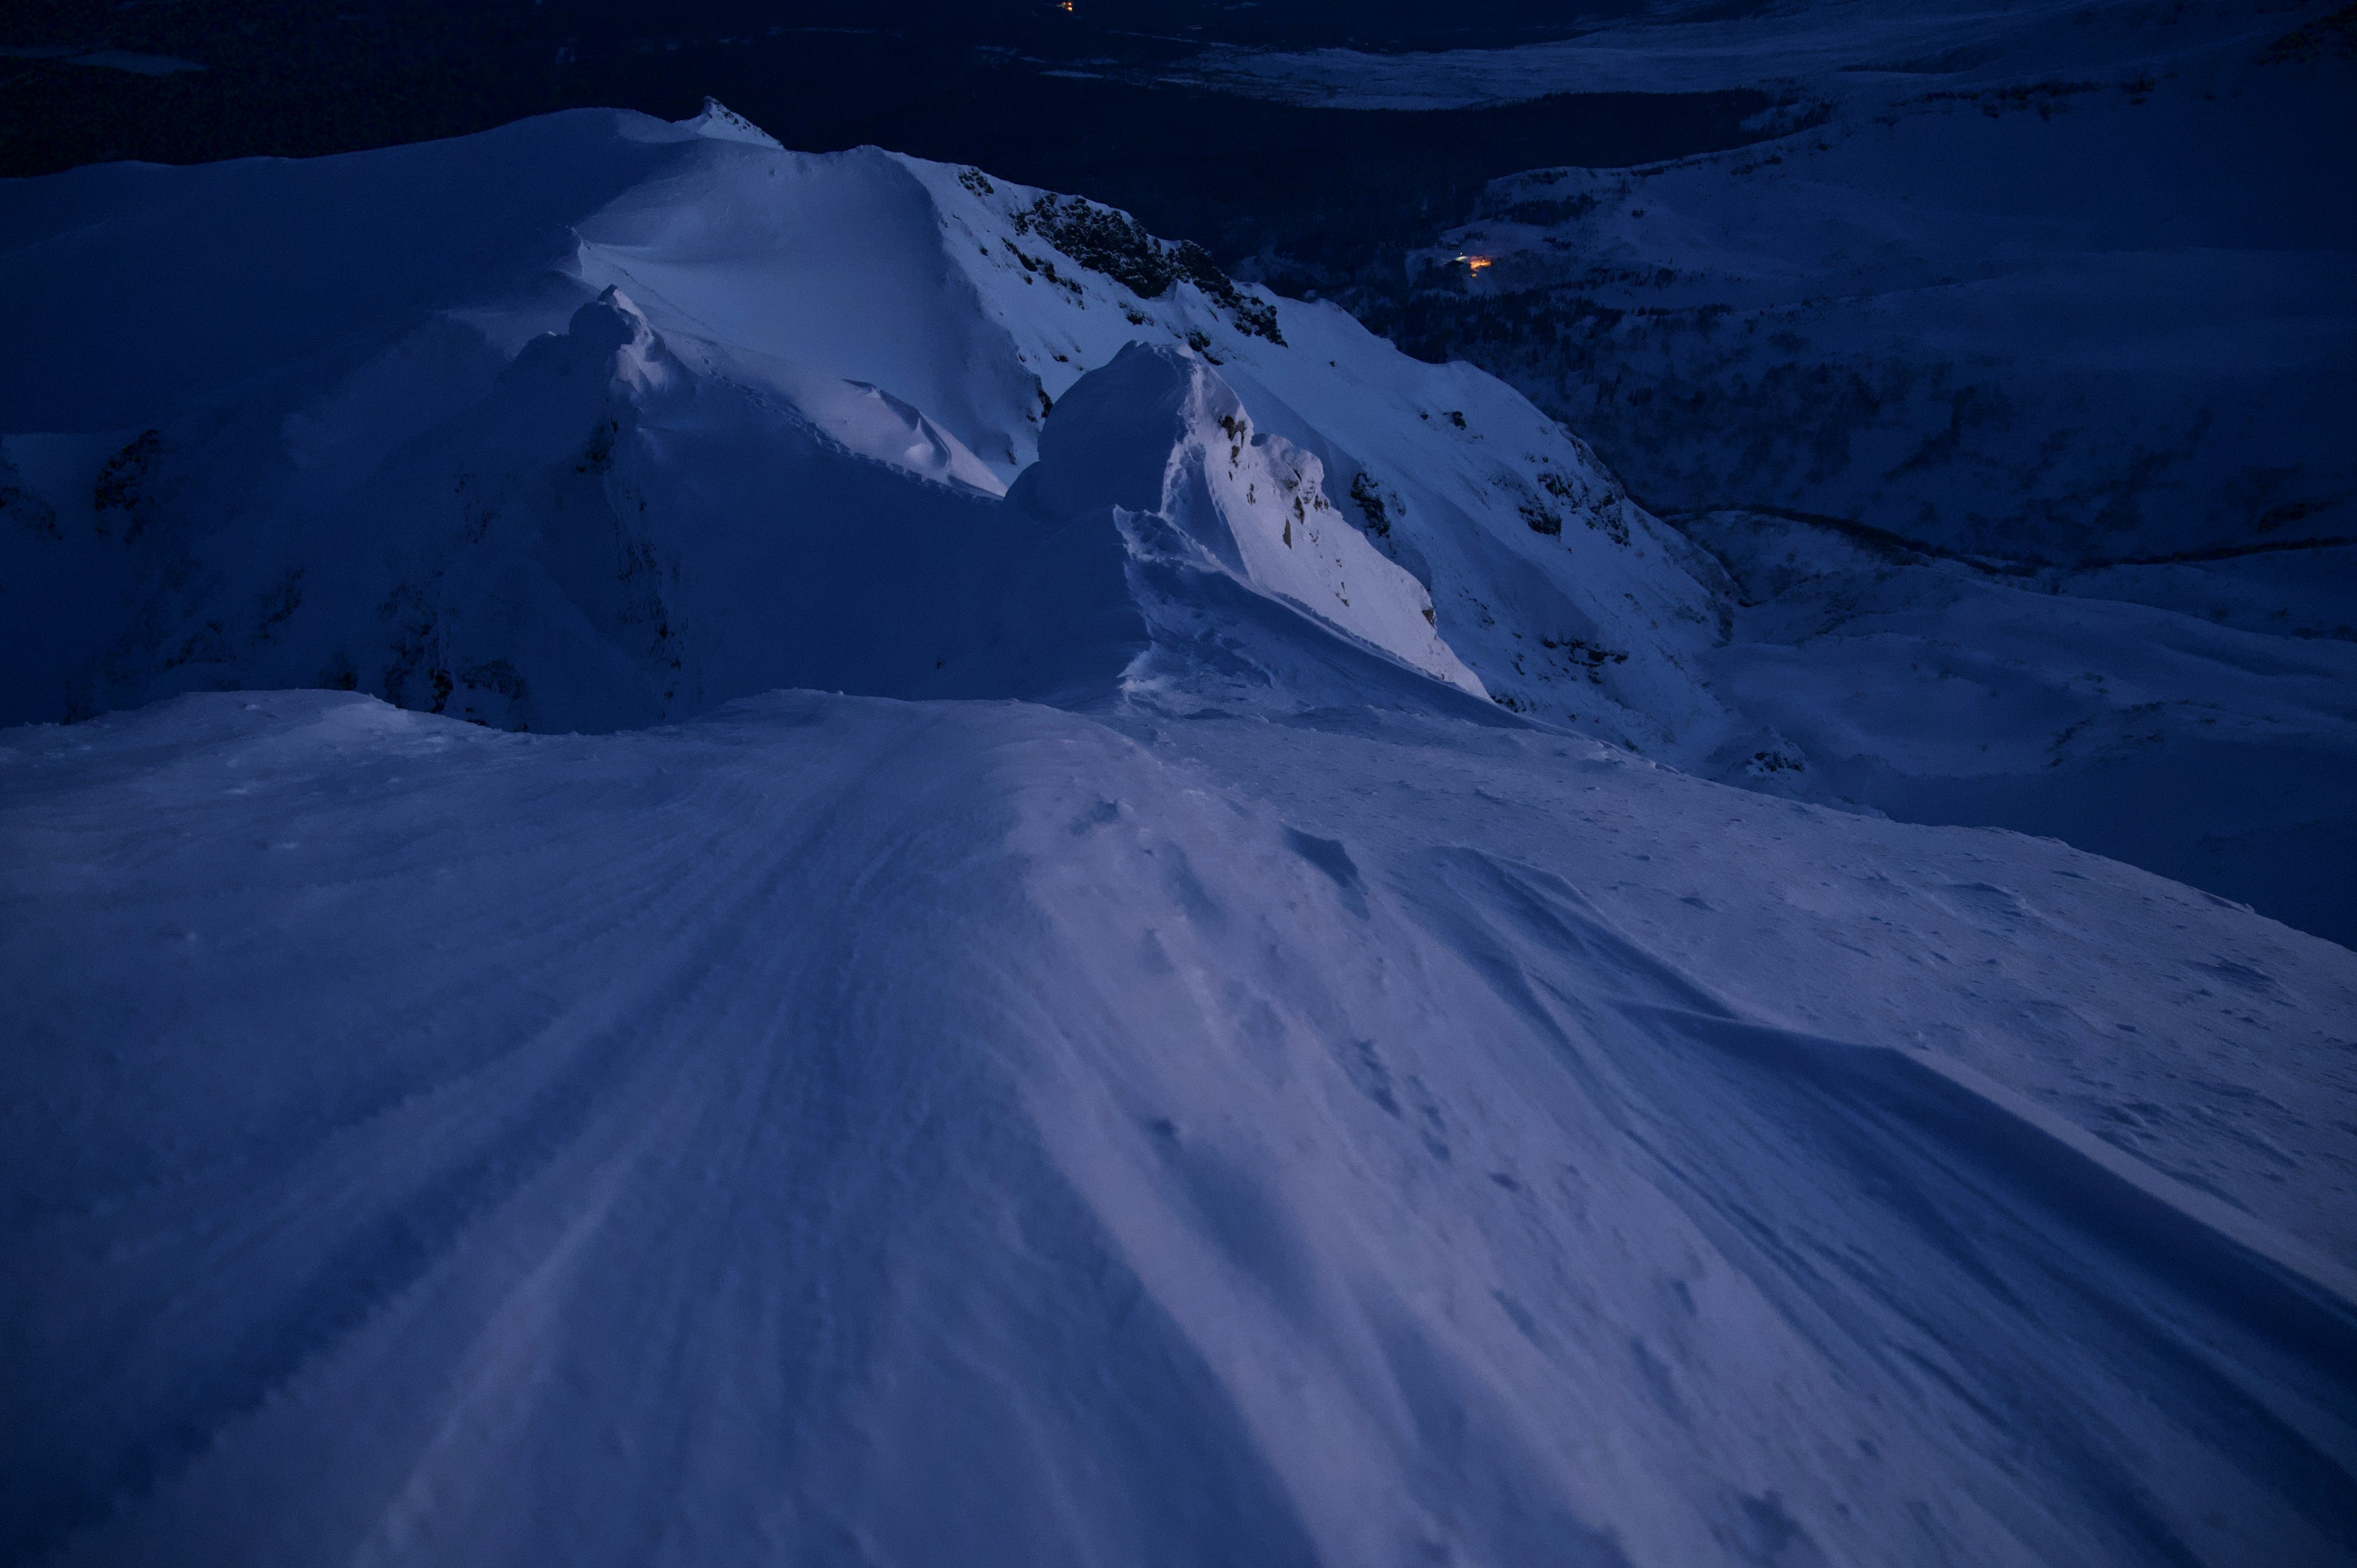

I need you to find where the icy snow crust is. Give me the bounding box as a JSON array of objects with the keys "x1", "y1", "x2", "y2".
[{"x1": 4, "y1": 104, "x2": 2357, "y2": 1566}]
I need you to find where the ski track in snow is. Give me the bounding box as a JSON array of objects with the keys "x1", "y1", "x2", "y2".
[{"x1": 4, "y1": 690, "x2": 2355, "y2": 1566}]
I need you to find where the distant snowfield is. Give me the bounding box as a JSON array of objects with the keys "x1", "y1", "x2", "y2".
[
  {"x1": 1162, "y1": 0, "x2": 2334, "y2": 110},
  {"x1": 1433, "y1": 67, "x2": 2356, "y2": 563},
  {"x1": 4, "y1": 98, "x2": 2357, "y2": 1566},
  {"x1": 1681, "y1": 511, "x2": 2357, "y2": 946}
]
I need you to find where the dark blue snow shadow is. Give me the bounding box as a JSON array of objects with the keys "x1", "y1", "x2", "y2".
[
  {"x1": 1392, "y1": 843, "x2": 2357, "y2": 1562},
  {"x1": 1626, "y1": 1003, "x2": 2357, "y2": 1383},
  {"x1": 1282, "y1": 826, "x2": 1369, "y2": 919},
  {"x1": 0, "y1": 983, "x2": 660, "y2": 1564},
  {"x1": 1360, "y1": 1297, "x2": 1638, "y2": 1568}
]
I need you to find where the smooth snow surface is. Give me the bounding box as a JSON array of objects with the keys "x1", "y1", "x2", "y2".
[{"x1": 5, "y1": 689, "x2": 2355, "y2": 1567}]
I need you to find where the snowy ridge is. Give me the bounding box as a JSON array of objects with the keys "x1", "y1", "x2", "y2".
[
  {"x1": 1016, "y1": 343, "x2": 1483, "y2": 701},
  {"x1": 0, "y1": 274, "x2": 1477, "y2": 730},
  {"x1": 0, "y1": 104, "x2": 1732, "y2": 752},
  {"x1": 678, "y1": 95, "x2": 783, "y2": 150},
  {"x1": 4, "y1": 690, "x2": 2354, "y2": 1566}
]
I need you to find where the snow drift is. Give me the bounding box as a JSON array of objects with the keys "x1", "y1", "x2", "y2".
[{"x1": 6, "y1": 690, "x2": 2355, "y2": 1567}]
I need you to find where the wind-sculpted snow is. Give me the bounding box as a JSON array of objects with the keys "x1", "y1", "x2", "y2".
[
  {"x1": 4, "y1": 690, "x2": 2355, "y2": 1566},
  {"x1": 1018, "y1": 343, "x2": 1483, "y2": 701},
  {"x1": 0, "y1": 104, "x2": 1720, "y2": 751},
  {"x1": 0, "y1": 265, "x2": 1476, "y2": 732}
]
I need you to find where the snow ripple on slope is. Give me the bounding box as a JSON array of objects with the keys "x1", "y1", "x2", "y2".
[{"x1": 4, "y1": 690, "x2": 2353, "y2": 1566}]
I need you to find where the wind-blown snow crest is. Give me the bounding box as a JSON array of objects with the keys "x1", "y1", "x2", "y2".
[
  {"x1": 1017, "y1": 343, "x2": 1483, "y2": 701},
  {"x1": 0, "y1": 102, "x2": 1725, "y2": 751}
]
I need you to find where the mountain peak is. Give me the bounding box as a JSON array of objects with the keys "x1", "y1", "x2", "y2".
[
  {"x1": 677, "y1": 96, "x2": 783, "y2": 150},
  {"x1": 1024, "y1": 343, "x2": 1484, "y2": 699}
]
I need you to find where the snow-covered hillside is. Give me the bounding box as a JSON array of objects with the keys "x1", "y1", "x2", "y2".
[
  {"x1": 1160, "y1": 0, "x2": 2357, "y2": 944},
  {"x1": 1427, "y1": 59, "x2": 2354, "y2": 563},
  {"x1": 5, "y1": 98, "x2": 2357, "y2": 1567},
  {"x1": 7, "y1": 689, "x2": 2355, "y2": 1568},
  {"x1": 7, "y1": 95, "x2": 2343, "y2": 947},
  {"x1": 0, "y1": 103, "x2": 1725, "y2": 754},
  {"x1": 1236, "y1": 0, "x2": 2355, "y2": 566},
  {"x1": 1682, "y1": 511, "x2": 2357, "y2": 946}
]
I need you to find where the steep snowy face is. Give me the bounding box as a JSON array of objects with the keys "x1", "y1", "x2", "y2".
[
  {"x1": 0, "y1": 274, "x2": 1496, "y2": 734},
  {"x1": 0, "y1": 102, "x2": 1732, "y2": 752},
  {"x1": 1020, "y1": 344, "x2": 1483, "y2": 700},
  {"x1": 905, "y1": 155, "x2": 1733, "y2": 747}
]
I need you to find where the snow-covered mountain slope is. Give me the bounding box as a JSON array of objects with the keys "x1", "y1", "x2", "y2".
[
  {"x1": 1682, "y1": 510, "x2": 2357, "y2": 947},
  {"x1": 7, "y1": 95, "x2": 2357, "y2": 1568},
  {"x1": 1, "y1": 95, "x2": 2345, "y2": 922},
  {"x1": 1429, "y1": 56, "x2": 2355, "y2": 562},
  {"x1": 1166, "y1": 0, "x2": 2353, "y2": 555},
  {"x1": 1, "y1": 272, "x2": 1471, "y2": 734},
  {"x1": 1151, "y1": 0, "x2": 2357, "y2": 945},
  {"x1": 6, "y1": 688, "x2": 2355, "y2": 1567},
  {"x1": 0, "y1": 104, "x2": 1725, "y2": 752},
  {"x1": 1165, "y1": 0, "x2": 2337, "y2": 112}
]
